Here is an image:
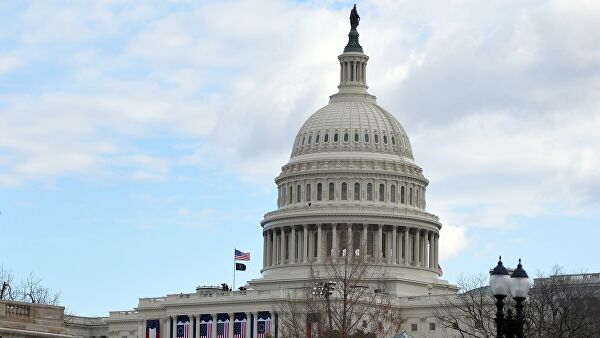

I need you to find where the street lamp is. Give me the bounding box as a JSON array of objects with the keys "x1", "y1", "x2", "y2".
[
  {"x1": 489, "y1": 256, "x2": 530, "y2": 338},
  {"x1": 313, "y1": 281, "x2": 336, "y2": 329}
]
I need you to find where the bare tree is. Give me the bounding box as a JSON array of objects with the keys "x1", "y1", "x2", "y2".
[
  {"x1": 0, "y1": 263, "x2": 60, "y2": 305},
  {"x1": 277, "y1": 253, "x2": 402, "y2": 338},
  {"x1": 434, "y1": 267, "x2": 600, "y2": 338}
]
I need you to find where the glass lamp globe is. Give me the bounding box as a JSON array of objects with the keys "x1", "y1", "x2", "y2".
[
  {"x1": 490, "y1": 256, "x2": 510, "y2": 297},
  {"x1": 510, "y1": 258, "x2": 530, "y2": 299}
]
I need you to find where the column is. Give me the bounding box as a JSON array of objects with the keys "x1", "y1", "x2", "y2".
[
  {"x1": 414, "y1": 230, "x2": 420, "y2": 266},
  {"x1": 332, "y1": 224, "x2": 338, "y2": 259},
  {"x1": 267, "y1": 230, "x2": 273, "y2": 266},
  {"x1": 362, "y1": 224, "x2": 368, "y2": 258},
  {"x1": 428, "y1": 232, "x2": 434, "y2": 269},
  {"x1": 210, "y1": 314, "x2": 217, "y2": 338},
  {"x1": 253, "y1": 312, "x2": 258, "y2": 338},
  {"x1": 422, "y1": 232, "x2": 427, "y2": 268},
  {"x1": 138, "y1": 320, "x2": 144, "y2": 338},
  {"x1": 171, "y1": 316, "x2": 176, "y2": 338},
  {"x1": 195, "y1": 315, "x2": 200, "y2": 338},
  {"x1": 392, "y1": 226, "x2": 397, "y2": 264},
  {"x1": 290, "y1": 227, "x2": 296, "y2": 264},
  {"x1": 228, "y1": 313, "x2": 234, "y2": 338},
  {"x1": 281, "y1": 227, "x2": 287, "y2": 264},
  {"x1": 317, "y1": 224, "x2": 323, "y2": 262},
  {"x1": 273, "y1": 230, "x2": 278, "y2": 265},
  {"x1": 377, "y1": 224, "x2": 383, "y2": 262},
  {"x1": 263, "y1": 232, "x2": 267, "y2": 268},
  {"x1": 435, "y1": 233, "x2": 439, "y2": 270},
  {"x1": 404, "y1": 227, "x2": 409, "y2": 265},
  {"x1": 160, "y1": 318, "x2": 168, "y2": 338},
  {"x1": 346, "y1": 224, "x2": 352, "y2": 256},
  {"x1": 245, "y1": 313, "x2": 252, "y2": 338},
  {"x1": 303, "y1": 224, "x2": 309, "y2": 263}
]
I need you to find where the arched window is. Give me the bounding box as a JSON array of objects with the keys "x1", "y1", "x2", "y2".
[
  {"x1": 297, "y1": 184, "x2": 301, "y2": 203},
  {"x1": 306, "y1": 184, "x2": 312, "y2": 202},
  {"x1": 409, "y1": 187, "x2": 413, "y2": 205},
  {"x1": 317, "y1": 183, "x2": 323, "y2": 201},
  {"x1": 354, "y1": 133, "x2": 359, "y2": 142},
  {"x1": 302, "y1": 136, "x2": 306, "y2": 145},
  {"x1": 391, "y1": 185, "x2": 396, "y2": 203},
  {"x1": 379, "y1": 184, "x2": 385, "y2": 202},
  {"x1": 383, "y1": 135, "x2": 388, "y2": 144},
  {"x1": 392, "y1": 136, "x2": 396, "y2": 145},
  {"x1": 285, "y1": 233, "x2": 290, "y2": 259},
  {"x1": 334, "y1": 133, "x2": 339, "y2": 142},
  {"x1": 367, "y1": 183, "x2": 373, "y2": 201},
  {"x1": 341, "y1": 182, "x2": 348, "y2": 200},
  {"x1": 344, "y1": 132, "x2": 349, "y2": 142},
  {"x1": 374, "y1": 134, "x2": 379, "y2": 143},
  {"x1": 308, "y1": 135, "x2": 312, "y2": 144},
  {"x1": 289, "y1": 186, "x2": 293, "y2": 204},
  {"x1": 364, "y1": 133, "x2": 369, "y2": 143},
  {"x1": 401, "y1": 186, "x2": 405, "y2": 204},
  {"x1": 324, "y1": 133, "x2": 329, "y2": 143},
  {"x1": 329, "y1": 182, "x2": 335, "y2": 200},
  {"x1": 315, "y1": 134, "x2": 320, "y2": 143},
  {"x1": 416, "y1": 189, "x2": 420, "y2": 208},
  {"x1": 367, "y1": 231, "x2": 374, "y2": 256},
  {"x1": 354, "y1": 182, "x2": 360, "y2": 200}
]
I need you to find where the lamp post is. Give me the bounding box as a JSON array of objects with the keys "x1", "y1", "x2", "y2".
[
  {"x1": 313, "y1": 281, "x2": 336, "y2": 330},
  {"x1": 489, "y1": 256, "x2": 530, "y2": 338}
]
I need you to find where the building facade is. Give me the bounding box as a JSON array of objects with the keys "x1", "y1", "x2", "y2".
[{"x1": 64, "y1": 8, "x2": 462, "y2": 338}]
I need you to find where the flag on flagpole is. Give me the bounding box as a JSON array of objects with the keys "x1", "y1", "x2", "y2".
[
  {"x1": 437, "y1": 264, "x2": 444, "y2": 276},
  {"x1": 147, "y1": 320, "x2": 160, "y2": 338},
  {"x1": 235, "y1": 263, "x2": 246, "y2": 271},
  {"x1": 234, "y1": 249, "x2": 250, "y2": 261}
]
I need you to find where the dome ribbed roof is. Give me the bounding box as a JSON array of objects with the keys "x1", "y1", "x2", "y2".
[{"x1": 290, "y1": 97, "x2": 414, "y2": 161}]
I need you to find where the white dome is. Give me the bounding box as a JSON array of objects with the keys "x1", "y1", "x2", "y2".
[{"x1": 291, "y1": 95, "x2": 414, "y2": 161}]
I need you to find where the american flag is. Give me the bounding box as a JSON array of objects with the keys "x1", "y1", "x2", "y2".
[
  {"x1": 233, "y1": 319, "x2": 247, "y2": 338},
  {"x1": 437, "y1": 264, "x2": 444, "y2": 276},
  {"x1": 257, "y1": 318, "x2": 271, "y2": 338},
  {"x1": 307, "y1": 321, "x2": 318, "y2": 338},
  {"x1": 234, "y1": 249, "x2": 250, "y2": 261},
  {"x1": 177, "y1": 318, "x2": 190, "y2": 338},
  {"x1": 217, "y1": 319, "x2": 230, "y2": 338},
  {"x1": 146, "y1": 320, "x2": 160, "y2": 338},
  {"x1": 199, "y1": 319, "x2": 212, "y2": 338}
]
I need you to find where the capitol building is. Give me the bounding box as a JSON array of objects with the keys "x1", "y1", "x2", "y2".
[{"x1": 16, "y1": 7, "x2": 463, "y2": 338}]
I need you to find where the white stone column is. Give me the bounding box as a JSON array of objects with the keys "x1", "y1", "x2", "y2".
[
  {"x1": 428, "y1": 232, "x2": 434, "y2": 269},
  {"x1": 332, "y1": 224, "x2": 338, "y2": 259},
  {"x1": 267, "y1": 230, "x2": 273, "y2": 266},
  {"x1": 404, "y1": 227, "x2": 409, "y2": 265},
  {"x1": 303, "y1": 224, "x2": 309, "y2": 263},
  {"x1": 160, "y1": 318, "x2": 168, "y2": 338},
  {"x1": 281, "y1": 227, "x2": 287, "y2": 264},
  {"x1": 263, "y1": 232, "x2": 267, "y2": 268},
  {"x1": 210, "y1": 314, "x2": 217, "y2": 338},
  {"x1": 245, "y1": 312, "x2": 256, "y2": 338},
  {"x1": 392, "y1": 226, "x2": 397, "y2": 264},
  {"x1": 273, "y1": 230, "x2": 278, "y2": 265},
  {"x1": 290, "y1": 227, "x2": 296, "y2": 264},
  {"x1": 317, "y1": 224, "x2": 323, "y2": 263},
  {"x1": 346, "y1": 224, "x2": 352, "y2": 256},
  {"x1": 171, "y1": 316, "x2": 177, "y2": 338},
  {"x1": 195, "y1": 315, "x2": 200, "y2": 338},
  {"x1": 228, "y1": 313, "x2": 234, "y2": 338},
  {"x1": 362, "y1": 224, "x2": 368, "y2": 258},
  {"x1": 138, "y1": 320, "x2": 144, "y2": 338},
  {"x1": 435, "y1": 233, "x2": 439, "y2": 270},
  {"x1": 422, "y1": 232, "x2": 427, "y2": 268},
  {"x1": 414, "y1": 230, "x2": 419, "y2": 266},
  {"x1": 253, "y1": 312, "x2": 258, "y2": 338},
  {"x1": 377, "y1": 224, "x2": 383, "y2": 262}
]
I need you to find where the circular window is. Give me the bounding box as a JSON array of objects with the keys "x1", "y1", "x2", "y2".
[
  {"x1": 383, "y1": 135, "x2": 388, "y2": 144},
  {"x1": 324, "y1": 134, "x2": 329, "y2": 143},
  {"x1": 374, "y1": 134, "x2": 379, "y2": 143}
]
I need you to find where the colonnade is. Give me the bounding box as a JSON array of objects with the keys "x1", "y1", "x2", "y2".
[
  {"x1": 140, "y1": 312, "x2": 276, "y2": 338},
  {"x1": 262, "y1": 224, "x2": 439, "y2": 270}
]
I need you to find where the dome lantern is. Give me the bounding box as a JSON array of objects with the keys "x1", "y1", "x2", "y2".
[{"x1": 337, "y1": 5, "x2": 369, "y2": 96}]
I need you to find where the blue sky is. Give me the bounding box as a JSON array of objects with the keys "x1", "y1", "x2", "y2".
[{"x1": 1, "y1": 0, "x2": 599, "y2": 316}]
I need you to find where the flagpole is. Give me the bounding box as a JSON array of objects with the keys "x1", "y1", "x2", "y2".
[{"x1": 233, "y1": 248, "x2": 236, "y2": 291}]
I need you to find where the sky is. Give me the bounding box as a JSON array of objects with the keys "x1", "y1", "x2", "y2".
[{"x1": 0, "y1": 0, "x2": 599, "y2": 316}]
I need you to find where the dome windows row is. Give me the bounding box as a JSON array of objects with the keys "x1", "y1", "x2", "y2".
[
  {"x1": 298, "y1": 129, "x2": 398, "y2": 147},
  {"x1": 277, "y1": 180, "x2": 425, "y2": 209}
]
